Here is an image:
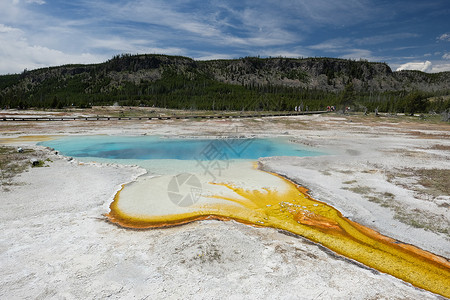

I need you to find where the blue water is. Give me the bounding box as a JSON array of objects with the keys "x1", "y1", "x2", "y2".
[{"x1": 39, "y1": 136, "x2": 323, "y2": 160}]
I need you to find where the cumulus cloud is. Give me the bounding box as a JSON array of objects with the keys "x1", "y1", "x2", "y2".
[
  {"x1": 0, "y1": 23, "x2": 104, "y2": 74},
  {"x1": 430, "y1": 63, "x2": 450, "y2": 73},
  {"x1": 396, "y1": 61, "x2": 432, "y2": 72},
  {"x1": 0, "y1": 24, "x2": 20, "y2": 34},
  {"x1": 395, "y1": 61, "x2": 450, "y2": 73},
  {"x1": 443, "y1": 53, "x2": 450, "y2": 60},
  {"x1": 437, "y1": 33, "x2": 450, "y2": 41}
]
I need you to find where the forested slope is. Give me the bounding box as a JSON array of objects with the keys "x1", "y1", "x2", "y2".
[{"x1": 1, "y1": 54, "x2": 449, "y2": 113}]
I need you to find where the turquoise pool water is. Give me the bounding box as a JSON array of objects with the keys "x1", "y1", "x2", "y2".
[{"x1": 39, "y1": 136, "x2": 324, "y2": 161}]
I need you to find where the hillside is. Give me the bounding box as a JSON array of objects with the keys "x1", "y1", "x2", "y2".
[{"x1": 1, "y1": 54, "x2": 449, "y2": 113}]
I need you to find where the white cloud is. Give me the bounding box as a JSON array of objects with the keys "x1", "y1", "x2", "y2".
[
  {"x1": 195, "y1": 53, "x2": 236, "y2": 61},
  {"x1": 340, "y1": 49, "x2": 375, "y2": 61},
  {"x1": 179, "y1": 22, "x2": 222, "y2": 38},
  {"x1": 0, "y1": 24, "x2": 21, "y2": 34},
  {"x1": 442, "y1": 53, "x2": 450, "y2": 60},
  {"x1": 0, "y1": 23, "x2": 105, "y2": 74},
  {"x1": 12, "y1": 0, "x2": 45, "y2": 3},
  {"x1": 81, "y1": 0, "x2": 304, "y2": 53},
  {"x1": 430, "y1": 63, "x2": 450, "y2": 73},
  {"x1": 308, "y1": 38, "x2": 376, "y2": 61},
  {"x1": 394, "y1": 60, "x2": 450, "y2": 73},
  {"x1": 396, "y1": 61, "x2": 432, "y2": 72},
  {"x1": 0, "y1": 1, "x2": 25, "y2": 24},
  {"x1": 89, "y1": 37, "x2": 148, "y2": 52},
  {"x1": 437, "y1": 33, "x2": 450, "y2": 41},
  {"x1": 88, "y1": 37, "x2": 185, "y2": 56},
  {"x1": 308, "y1": 38, "x2": 351, "y2": 51}
]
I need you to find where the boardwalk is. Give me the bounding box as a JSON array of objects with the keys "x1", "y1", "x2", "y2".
[{"x1": 1, "y1": 111, "x2": 327, "y2": 121}]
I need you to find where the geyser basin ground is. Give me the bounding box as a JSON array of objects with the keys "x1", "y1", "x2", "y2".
[{"x1": 39, "y1": 135, "x2": 450, "y2": 297}]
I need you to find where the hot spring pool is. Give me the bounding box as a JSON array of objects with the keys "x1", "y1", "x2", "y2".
[{"x1": 39, "y1": 135, "x2": 323, "y2": 161}]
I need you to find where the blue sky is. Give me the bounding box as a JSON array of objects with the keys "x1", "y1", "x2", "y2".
[{"x1": 1, "y1": 0, "x2": 449, "y2": 74}]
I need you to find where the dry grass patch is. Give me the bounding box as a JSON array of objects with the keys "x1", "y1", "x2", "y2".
[
  {"x1": 0, "y1": 146, "x2": 51, "y2": 191},
  {"x1": 266, "y1": 118, "x2": 312, "y2": 129},
  {"x1": 386, "y1": 168, "x2": 449, "y2": 199},
  {"x1": 337, "y1": 169, "x2": 354, "y2": 174},
  {"x1": 415, "y1": 169, "x2": 450, "y2": 198},
  {"x1": 403, "y1": 130, "x2": 450, "y2": 139},
  {"x1": 361, "y1": 169, "x2": 380, "y2": 174},
  {"x1": 0, "y1": 146, "x2": 33, "y2": 191},
  {"x1": 343, "y1": 185, "x2": 374, "y2": 195},
  {"x1": 393, "y1": 207, "x2": 449, "y2": 235},
  {"x1": 341, "y1": 176, "x2": 449, "y2": 235},
  {"x1": 429, "y1": 144, "x2": 450, "y2": 151},
  {"x1": 366, "y1": 192, "x2": 395, "y2": 208},
  {"x1": 382, "y1": 167, "x2": 449, "y2": 235},
  {"x1": 320, "y1": 170, "x2": 332, "y2": 176},
  {"x1": 343, "y1": 180, "x2": 357, "y2": 184}
]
